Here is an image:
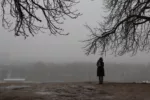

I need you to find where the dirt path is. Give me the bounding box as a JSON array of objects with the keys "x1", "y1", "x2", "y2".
[{"x1": 0, "y1": 82, "x2": 150, "y2": 100}]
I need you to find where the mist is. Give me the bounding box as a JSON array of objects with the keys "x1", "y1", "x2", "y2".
[{"x1": 0, "y1": 0, "x2": 150, "y2": 83}]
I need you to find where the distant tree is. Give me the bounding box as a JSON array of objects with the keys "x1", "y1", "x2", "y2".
[
  {"x1": 1, "y1": 0, "x2": 80, "y2": 38},
  {"x1": 84, "y1": 0, "x2": 150, "y2": 56}
]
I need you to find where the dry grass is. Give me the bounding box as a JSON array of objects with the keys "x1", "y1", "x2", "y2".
[{"x1": 0, "y1": 82, "x2": 150, "y2": 100}]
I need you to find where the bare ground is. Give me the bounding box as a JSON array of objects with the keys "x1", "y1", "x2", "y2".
[{"x1": 0, "y1": 82, "x2": 150, "y2": 100}]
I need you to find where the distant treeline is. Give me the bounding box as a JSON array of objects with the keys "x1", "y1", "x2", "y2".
[{"x1": 0, "y1": 62, "x2": 150, "y2": 82}]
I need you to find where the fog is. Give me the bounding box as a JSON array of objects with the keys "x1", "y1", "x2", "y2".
[
  {"x1": 0, "y1": 0, "x2": 150, "y2": 64},
  {"x1": 0, "y1": 62, "x2": 150, "y2": 82}
]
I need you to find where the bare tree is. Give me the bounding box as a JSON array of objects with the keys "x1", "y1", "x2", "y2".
[
  {"x1": 84, "y1": 0, "x2": 150, "y2": 56},
  {"x1": 1, "y1": 0, "x2": 80, "y2": 38}
]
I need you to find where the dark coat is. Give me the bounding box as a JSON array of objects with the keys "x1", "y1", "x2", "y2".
[{"x1": 97, "y1": 61, "x2": 105, "y2": 76}]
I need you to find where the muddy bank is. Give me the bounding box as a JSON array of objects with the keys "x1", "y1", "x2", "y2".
[{"x1": 0, "y1": 82, "x2": 150, "y2": 100}]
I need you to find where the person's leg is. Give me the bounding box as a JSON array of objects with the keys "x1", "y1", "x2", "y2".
[
  {"x1": 99, "y1": 76, "x2": 101, "y2": 84},
  {"x1": 101, "y1": 76, "x2": 103, "y2": 84},
  {"x1": 99, "y1": 76, "x2": 103, "y2": 84}
]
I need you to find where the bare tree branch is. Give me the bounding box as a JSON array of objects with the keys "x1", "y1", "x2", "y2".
[
  {"x1": 84, "y1": 0, "x2": 150, "y2": 56},
  {"x1": 1, "y1": 0, "x2": 81, "y2": 38}
]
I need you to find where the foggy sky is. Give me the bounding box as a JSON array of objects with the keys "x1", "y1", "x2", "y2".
[{"x1": 0, "y1": 0, "x2": 150, "y2": 64}]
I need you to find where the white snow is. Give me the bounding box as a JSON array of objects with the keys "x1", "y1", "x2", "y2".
[
  {"x1": 5, "y1": 85, "x2": 30, "y2": 90},
  {"x1": 35, "y1": 92, "x2": 53, "y2": 95},
  {"x1": 4, "y1": 78, "x2": 25, "y2": 81}
]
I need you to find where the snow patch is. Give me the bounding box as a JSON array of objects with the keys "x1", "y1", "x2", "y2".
[
  {"x1": 35, "y1": 92, "x2": 53, "y2": 95},
  {"x1": 5, "y1": 85, "x2": 30, "y2": 90}
]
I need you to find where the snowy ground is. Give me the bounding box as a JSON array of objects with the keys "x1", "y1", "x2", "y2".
[{"x1": 0, "y1": 82, "x2": 150, "y2": 100}]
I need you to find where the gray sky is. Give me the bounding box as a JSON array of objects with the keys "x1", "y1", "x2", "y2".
[{"x1": 0, "y1": 0, "x2": 150, "y2": 64}]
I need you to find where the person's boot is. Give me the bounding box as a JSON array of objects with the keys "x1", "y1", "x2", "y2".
[{"x1": 100, "y1": 80, "x2": 103, "y2": 84}]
